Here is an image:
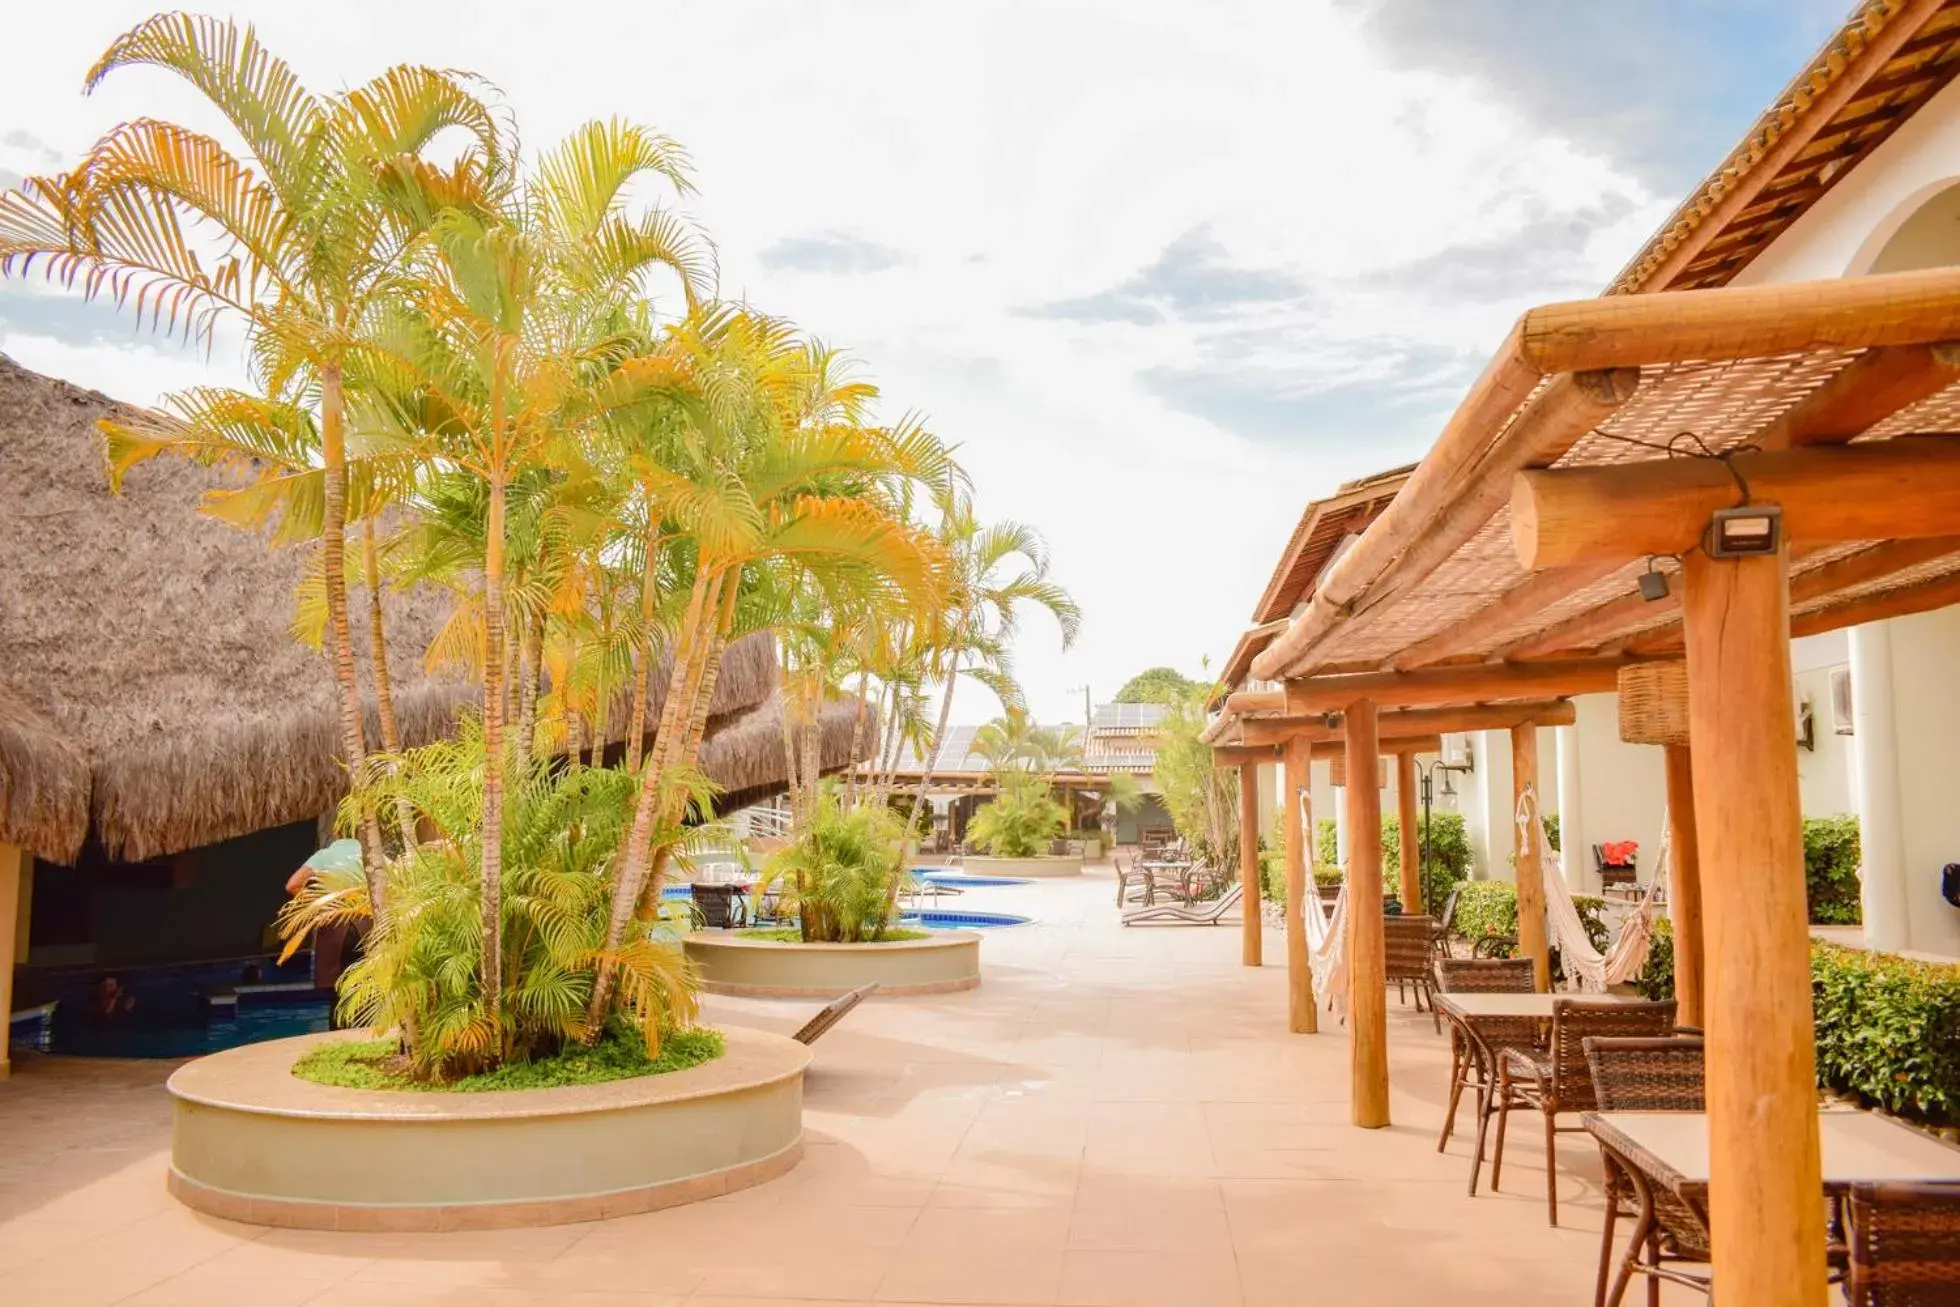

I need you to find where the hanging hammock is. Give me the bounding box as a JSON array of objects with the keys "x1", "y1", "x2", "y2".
[
  {"x1": 1514, "y1": 787, "x2": 1670, "y2": 991},
  {"x1": 1300, "y1": 790, "x2": 1350, "y2": 1016}
]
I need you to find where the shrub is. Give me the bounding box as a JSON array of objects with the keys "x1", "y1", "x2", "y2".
[
  {"x1": 1443, "y1": 880, "x2": 1606, "y2": 982},
  {"x1": 1805, "y1": 815, "x2": 1863, "y2": 925},
  {"x1": 1311, "y1": 813, "x2": 1472, "y2": 911},
  {"x1": 294, "y1": 1023, "x2": 724, "y2": 1092},
  {"x1": 1812, "y1": 943, "x2": 1960, "y2": 1125},
  {"x1": 761, "y1": 790, "x2": 910, "y2": 942},
  {"x1": 968, "y1": 776, "x2": 1067, "y2": 858},
  {"x1": 1633, "y1": 932, "x2": 1960, "y2": 1128}
]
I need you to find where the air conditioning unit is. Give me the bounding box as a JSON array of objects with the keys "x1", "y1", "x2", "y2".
[{"x1": 1830, "y1": 668, "x2": 1855, "y2": 735}]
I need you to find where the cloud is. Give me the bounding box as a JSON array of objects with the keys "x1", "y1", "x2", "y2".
[
  {"x1": 758, "y1": 230, "x2": 909, "y2": 275},
  {"x1": 1361, "y1": 196, "x2": 1638, "y2": 301},
  {"x1": 1141, "y1": 338, "x2": 1478, "y2": 446},
  {"x1": 1343, "y1": 0, "x2": 1846, "y2": 192},
  {"x1": 1022, "y1": 227, "x2": 1312, "y2": 326}
]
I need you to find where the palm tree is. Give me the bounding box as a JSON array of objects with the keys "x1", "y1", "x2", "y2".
[
  {"x1": 903, "y1": 492, "x2": 1080, "y2": 843},
  {"x1": 363, "y1": 117, "x2": 709, "y2": 1050},
  {"x1": 0, "y1": 14, "x2": 505, "y2": 914},
  {"x1": 584, "y1": 306, "x2": 957, "y2": 1027}
]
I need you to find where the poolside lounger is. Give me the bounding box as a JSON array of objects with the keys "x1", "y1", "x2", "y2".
[
  {"x1": 1121, "y1": 882, "x2": 1242, "y2": 926},
  {"x1": 791, "y1": 983, "x2": 880, "y2": 1044}
]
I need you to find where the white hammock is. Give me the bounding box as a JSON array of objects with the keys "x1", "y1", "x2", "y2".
[
  {"x1": 1514, "y1": 788, "x2": 1669, "y2": 991},
  {"x1": 1300, "y1": 791, "x2": 1350, "y2": 1016}
]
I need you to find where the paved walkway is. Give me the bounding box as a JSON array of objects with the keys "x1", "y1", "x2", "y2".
[{"x1": 0, "y1": 869, "x2": 1675, "y2": 1306}]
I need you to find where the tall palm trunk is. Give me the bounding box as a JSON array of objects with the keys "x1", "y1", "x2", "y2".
[
  {"x1": 320, "y1": 365, "x2": 388, "y2": 921},
  {"x1": 844, "y1": 672, "x2": 871, "y2": 806},
  {"x1": 478, "y1": 433, "x2": 509, "y2": 1056},
  {"x1": 625, "y1": 522, "x2": 661, "y2": 774},
  {"x1": 905, "y1": 650, "x2": 961, "y2": 844},
  {"x1": 361, "y1": 518, "x2": 416, "y2": 849},
  {"x1": 589, "y1": 566, "x2": 720, "y2": 1028},
  {"x1": 514, "y1": 611, "x2": 544, "y2": 775},
  {"x1": 780, "y1": 698, "x2": 804, "y2": 824}
]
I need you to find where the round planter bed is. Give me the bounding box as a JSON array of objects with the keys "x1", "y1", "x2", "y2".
[
  {"x1": 961, "y1": 854, "x2": 1083, "y2": 878},
  {"x1": 684, "y1": 930, "x2": 981, "y2": 998},
  {"x1": 165, "y1": 1025, "x2": 809, "y2": 1231}
]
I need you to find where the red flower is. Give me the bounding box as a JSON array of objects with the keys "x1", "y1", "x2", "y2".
[{"x1": 1601, "y1": 840, "x2": 1639, "y2": 866}]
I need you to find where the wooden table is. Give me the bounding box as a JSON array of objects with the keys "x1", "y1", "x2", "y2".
[
  {"x1": 1432, "y1": 991, "x2": 1642, "y2": 1194},
  {"x1": 1584, "y1": 1108, "x2": 1960, "y2": 1198},
  {"x1": 1582, "y1": 1109, "x2": 1960, "y2": 1304}
]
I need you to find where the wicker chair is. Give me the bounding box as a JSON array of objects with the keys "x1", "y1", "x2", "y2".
[
  {"x1": 1492, "y1": 998, "x2": 1677, "y2": 1225},
  {"x1": 690, "y1": 883, "x2": 748, "y2": 930},
  {"x1": 1844, "y1": 1182, "x2": 1960, "y2": 1306},
  {"x1": 1433, "y1": 958, "x2": 1536, "y2": 1156},
  {"x1": 1583, "y1": 1036, "x2": 1709, "y2": 1307},
  {"x1": 1383, "y1": 914, "x2": 1439, "y2": 1022},
  {"x1": 1430, "y1": 888, "x2": 1461, "y2": 957}
]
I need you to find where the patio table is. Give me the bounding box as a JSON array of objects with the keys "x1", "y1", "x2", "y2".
[
  {"x1": 1581, "y1": 1109, "x2": 1960, "y2": 1303},
  {"x1": 1433, "y1": 991, "x2": 1643, "y2": 1195}
]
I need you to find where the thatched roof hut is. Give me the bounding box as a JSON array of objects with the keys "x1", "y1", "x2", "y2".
[{"x1": 0, "y1": 355, "x2": 785, "y2": 866}]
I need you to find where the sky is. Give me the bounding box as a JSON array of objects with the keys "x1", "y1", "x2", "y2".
[{"x1": 0, "y1": 0, "x2": 1849, "y2": 726}]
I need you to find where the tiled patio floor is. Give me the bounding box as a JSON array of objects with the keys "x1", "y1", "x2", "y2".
[{"x1": 0, "y1": 869, "x2": 1696, "y2": 1306}]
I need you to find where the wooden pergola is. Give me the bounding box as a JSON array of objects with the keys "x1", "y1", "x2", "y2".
[{"x1": 1209, "y1": 264, "x2": 1960, "y2": 1304}]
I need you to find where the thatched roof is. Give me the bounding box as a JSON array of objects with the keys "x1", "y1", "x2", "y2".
[
  {"x1": 702, "y1": 693, "x2": 870, "y2": 814},
  {"x1": 0, "y1": 355, "x2": 776, "y2": 865}
]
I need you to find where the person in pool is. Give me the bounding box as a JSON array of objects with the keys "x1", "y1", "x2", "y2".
[{"x1": 87, "y1": 975, "x2": 137, "y2": 1020}]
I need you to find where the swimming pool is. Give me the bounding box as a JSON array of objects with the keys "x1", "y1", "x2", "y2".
[
  {"x1": 899, "y1": 910, "x2": 1030, "y2": 930},
  {"x1": 909, "y1": 877, "x2": 1034, "y2": 889}
]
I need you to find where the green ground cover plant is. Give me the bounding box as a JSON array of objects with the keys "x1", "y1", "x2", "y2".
[{"x1": 294, "y1": 1025, "x2": 724, "y2": 1092}]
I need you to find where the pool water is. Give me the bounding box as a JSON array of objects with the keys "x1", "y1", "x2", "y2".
[
  {"x1": 899, "y1": 910, "x2": 1030, "y2": 930},
  {"x1": 912, "y1": 872, "x2": 1031, "y2": 888},
  {"x1": 47, "y1": 999, "x2": 332, "y2": 1060}
]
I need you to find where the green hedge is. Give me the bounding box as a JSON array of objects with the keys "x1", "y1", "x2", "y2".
[
  {"x1": 1445, "y1": 880, "x2": 1607, "y2": 985},
  {"x1": 1637, "y1": 928, "x2": 1960, "y2": 1127},
  {"x1": 1310, "y1": 813, "x2": 1471, "y2": 913},
  {"x1": 1805, "y1": 815, "x2": 1863, "y2": 925}
]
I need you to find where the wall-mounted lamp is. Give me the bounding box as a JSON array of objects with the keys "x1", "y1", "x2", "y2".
[
  {"x1": 1706, "y1": 505, "x2": 1783, "y2": 558},
  {"x1": 1638, "y1": 557, "x2": 1671, "y2": 602}
]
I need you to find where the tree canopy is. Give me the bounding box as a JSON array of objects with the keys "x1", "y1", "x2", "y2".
[{"x1": 1113, "y1": 666, "x2": 1200, "y2": 704}]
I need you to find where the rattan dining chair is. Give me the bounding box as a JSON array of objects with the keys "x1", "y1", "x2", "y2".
[
  {"x1": 1433, "y1": 958, "x2": 1536, "y2": 1157},
  {"x1": 1844, "y1": 1181, "x2": 1960, "y2": 1306},
  {"x1": 1492, "y1": 998, "x2": 1677, "y2": 1226},
  {"x1": 1384, "y1": 914, "x2": 1440, "y2": 1022},
  {"x1": 1583, "y1": 1036, "x2": 1709, "y2": 1307}
]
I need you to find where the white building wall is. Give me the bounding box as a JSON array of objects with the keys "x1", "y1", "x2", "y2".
[
  {"x1": 1569, "y1": 693, "x2": 1669, "y2": 894},
  {"x1": 1792, "y1": 632, "x2": 1857, "y2": 818},
  {"x1": 1883, "y1": 607, "x2": 1960, "y2": 958}
]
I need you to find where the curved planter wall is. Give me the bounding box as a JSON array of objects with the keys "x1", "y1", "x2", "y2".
[
  {"x1": 166, "y1": 1025, "x2": 808, "y2": 1231},
  {"x1": 685, "y1": 931, "x2": 981, "y2": 997},
  {"x1": 963, "y1": 854, "x2": 1083, "y2": 878}
]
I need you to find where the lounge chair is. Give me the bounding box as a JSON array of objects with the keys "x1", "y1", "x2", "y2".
[
  {"x1": 791, "y1": 983, "x2": 880, "y2": 1045},
  {"x1": 1121, "y1": 881, "x2": 1242, "y2": 926}
]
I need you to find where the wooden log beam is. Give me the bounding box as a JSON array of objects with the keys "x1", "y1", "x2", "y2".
[
  {"x1": 1664, "y1": 744, "x2": 1705, "y2": 1031},
  {"x1": 1277, "y1": 663, "x2": 1617, "y2": 717},
  {"x1": 1311, "y1": 734, "x2": 1443, "y2": 763},
  {"x1": 1239, "y1": 702, "x2": 1573, "y2": 748},
  {"x1": 1396, "y1": 752, "x2": 1422, "y2": 913},
  {"x1": 1681, "y1": 547, "x2": 1827, "y2": 1307},
  {"x1": 1626, "y1": 539, "x2": 1960, "y2": 655},
  {"x1": 1346, "y1": 699, "x2": 1389, "y2": 1128},
  {"x1": 1391, "y1": 564, "x2": 1622, "y2": 670},
  {"x1": 1211, "y1": 744, "x2": 1282, "y2": 767},
  {"x1": 1283, "y1": 735, "x2": 1317, "y2": 1034},
  {"x1": 1238, "y1": 763, "x2": 1263, "y2": 968},
  {"x1": 1513, "y1": 438, "x2": 1960, "y2": 570},
  {"x1": 1623, "y1": 0, "x2": 1949, "y2": 293},
  {"x1": 1511, "y1": 723, "x2": 1551, "y2": 992},
  {"x1": 1789, "y1": 567, "x2": 1960, "y2": 639},
  {"x1": 1221, "y1": 688, "x2": 1286, "y2": 718},
  {"x1": 1253, "y1": 369, "x2": 1639, "y2": 680},
  {"x1": 1403, "y1": 342, "x2": 1960, "y2": 670}
]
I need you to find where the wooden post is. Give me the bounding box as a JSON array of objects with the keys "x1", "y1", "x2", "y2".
[
  {"x1": 1510, "y1": 723, "x2": 1551, "y2": 992},
  {"x1": 1663, "y1": 744, "x2": 1706, "y2": 1030},
  {"x1": 1282, "y1": 735, "x2": 1317, "y2": 1032},
  {"x1": 1680, "y1": 548, "x2": 1826, "y2": 1307},
  {"x1": 0, "y1": 843, "x2": 21, "y2": 1079},
  {"x1": 1395, "y1": 750, "x2": 1422, "y2": 912},
  {"x1": 1346, "y1": 699, "x2": 1389, "y2": 1128},
  {"x1": 1238, "y1": 763, "x2": 1263, "y2": 968}
]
